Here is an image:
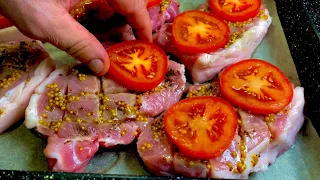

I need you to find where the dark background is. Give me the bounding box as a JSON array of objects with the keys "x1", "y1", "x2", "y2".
[
  {"x1": 0, "y1": 0, "x2": 319, "y2": 179},
  {"x1": 276, "y1": 0, "x2": 320, "y2": 136}
]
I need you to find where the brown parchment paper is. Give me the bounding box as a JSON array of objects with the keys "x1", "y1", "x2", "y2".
[{"x1": 0, "y1": 0, "x2": 319, "y2": 179}]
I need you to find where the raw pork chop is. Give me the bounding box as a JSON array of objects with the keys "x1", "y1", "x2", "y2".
[
  {"x1": 0, "y1": 40, "x2": 54, "y2": 134},
  {"x1": 153, "y1": 4, "x2": 272, "y2": 83},
  {"x1": 26, "y1": 65, "x2": 100, "y2": 172},
  {"x1": 25, "y1": 60, "x2": 186, "y2": 172},
  {"x1": 148, "y1": 0, "x2": 180, "y2": 32},
  {"x1": 139, "y1": 84, "x2": 304, "y2": 178},
  {"x1": 251, "y1": 87, "x2": 305, "y2": 172},
  {"x1": 137, "y1": 114, "x2": 175, "y2": 176},
  {"x1": 173, "y1": 152, "x2": 210, "y2": 178},
  {"x1": 98, "y1": 60, "x2": 186, "y2": 148},
  {"x1": 210, "y1": 87, "x2": 304, "y2": 179}
]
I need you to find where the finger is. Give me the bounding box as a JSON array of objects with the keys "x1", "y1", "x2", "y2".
[
  {"x1": 0, "y1": 0, "x2": 110, "y2": 75},
  {"x1": 126, "y1": 7, "x2": 153, "y2": 42},
  {"x1": 47, "y1": 12, "x2": 110, "y2": 75},
  {"x1": 107, "y1": 0, "x2": 152, "y2": 42}
]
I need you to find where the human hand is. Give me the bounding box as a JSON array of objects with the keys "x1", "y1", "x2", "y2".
[{"x1": 0, "y1": 0, "x2": 152, "y2": 75}]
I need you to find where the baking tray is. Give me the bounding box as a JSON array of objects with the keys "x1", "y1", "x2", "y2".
[{"x1": 0, "y1": 0, "x2": 319, "y2": 179}]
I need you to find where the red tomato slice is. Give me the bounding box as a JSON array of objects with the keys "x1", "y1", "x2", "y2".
[
  {"x1": 0, "y1": 15, "x2": 12, "y2": 29},
  {"x1": 164, "y1": 96, "x2": 238, "y2": 159},
  {"x1": 147, "y1": 0, "x2": 162, "y2": 9},
  {"x1": 172, "y1": 10, "x2": 230, "y2": 54},
  {"x1": 107, "y1": 40, "x2": 168, "y2": 91},
  {"x1": 220, "y1": 59, "x2": 294, "y2": 115},
  {"x1": 209, "y1": 0, "x2": 261, "y2": 22}
]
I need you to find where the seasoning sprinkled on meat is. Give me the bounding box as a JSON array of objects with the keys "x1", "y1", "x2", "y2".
[
  {"x1": 25, "y1": 59, "x2": 186, "y2": 172},
  {"x1": 0, "y1": 40, "x2": 53, "y2": 134},
  {"x1": 153, "y1": 5, "x2": 272, "y2": 83},
  {"x1": 0, "y1": 41, "x2": 41, "y2": 71}
]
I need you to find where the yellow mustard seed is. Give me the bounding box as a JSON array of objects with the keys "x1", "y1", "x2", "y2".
[
  {"x1": 42, "y1": 113, "x2": 47, "y2": 118},
  {"x1": 189, "y1": 161, "x2": 194, "y2": 166},
  {"x1": 231, "y1": 151, "x2": 237, "y2": 158},
  {"x1": 227, "y1": 161, "x2": 233, "y2": 170},
  {"x1": 121, "y1": 130, "x2": 126, "y2": 136}
]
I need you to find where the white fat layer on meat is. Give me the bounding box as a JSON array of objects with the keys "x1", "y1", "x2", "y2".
[
  {"x1": 0, "y1": 96, "x2": 10, "y2": 108},
  {"x1": 242, "y1": 118, "x2": 270, "y2": 177},
  {"x1": 4, "y1": 82, "x2": 26, "y2": 102},
  {"x1": 243, "y1": 139, "x2": 270, "y2": 175},
  {"x1": 0, "y1": 57, "x2": 53, "y2": 133},
  {"x1": 98, "y1": 125, "x2": 136, "y2": 145},
  {"x1": 49, "y1": 142, "x2": 67, "y2": 172},
  {"x1": 25, "y1": 65, "x2": 67, "y2": 129},
  {"x1": 68, "y1": 136, "x2": 98, "y2": 142},
  {"x1": 34, "y1": 66, "x2": 69, "y2": 94},
  {"x1": 46, "y1": 139, "x2": 84, "y2": 172},
  {"x1": 25, "y1": 94, "x2": 40, "y2": 129},
  {"x1": 99, "y1": 137, "x2": 118, "y2": 145},
  {"x1": 213, "y1": 171, "x2": 243, "y2": 179},
  {"x1": 16, "y1": 58, "x2": 53, "y2": 105},
  {"x1": 209, "y1": 133, "x2": 242, "y2": 179},
  {"x1": 278, "y1": 87, "x2": 305, "y2": 146},
  {"x1": 70, "y1": 141, "x2": 83, "y2": 167},
  {"x1": 256, "y1": 87, "x2": 305, "y2": 167},
  {"x1": 49, "y1": 151, "x2": 61, "y2": 172},
  {"x1": 193, "y1": 8, "x2": 272, "y2": 84}
]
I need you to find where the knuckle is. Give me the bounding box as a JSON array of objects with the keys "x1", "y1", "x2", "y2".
[{"x1": 65, "y1": 39, "x2": 91, "y2": 61}]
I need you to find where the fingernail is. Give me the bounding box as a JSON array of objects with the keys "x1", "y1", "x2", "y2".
[{"x1": 88, "y1": 59, "x2": 104, "y2": 74}]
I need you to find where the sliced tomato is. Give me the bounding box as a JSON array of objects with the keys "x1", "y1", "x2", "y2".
[
  {"x1": 172, "y1": 10, "x2": 230, "y2": 54},
  {"x1": 0, "y1": 15, "x2": 12, "y2": 29},
  {"x1": 107, "y1": 40, "x2": 168, "y2": 91},
  {"x1": 164, "y1": 96, "x2": 238, "y2": 159},
  {"x1": 209, "y1": 0, "x2": 261, "y2": 22},
  {"x1": 220, "y1": 59, "x2": 294, "y2": 114},
  {"x1": 147, "y1": 0, "x2": 162, "y2": 9}
]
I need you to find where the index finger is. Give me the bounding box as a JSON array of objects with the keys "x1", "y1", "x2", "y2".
[{"x1": 107, "y1": 0, "x2": 152, "y2": 42}]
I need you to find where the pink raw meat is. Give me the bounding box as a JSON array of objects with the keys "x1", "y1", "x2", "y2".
[
  {"x1": 137, "y1": 114, "x2": 174, "y2": 176},
  {"x1": 0, "y1": 40, "x2": 54, "y2": 134},
  {"x1": 44, "y1": 134, "x2": 99, "y2": 172},
  {"x1": 25, "y1": 59, "x2": 186, "y2": 172},
  {"x1": 153, "y1": 5, "x2": 272, "y2": 83}
]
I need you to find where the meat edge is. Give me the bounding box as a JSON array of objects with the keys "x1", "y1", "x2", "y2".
[{"x1": 1, "y1": 56, "x2": 54, "y2": 134}]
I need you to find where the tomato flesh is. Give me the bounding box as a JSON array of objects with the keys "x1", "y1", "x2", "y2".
[
  {"x1": 147, "y1": 0, "x2": 162, "y2": 9},
  {"x1": 107, "y1": 40, "x2": 168, "y2": 91},
  {"x1": 209, "y1": 0, "x2": 261, "y2": 22},
  {"x1": 172, "y1": 10, "x2": 230, "y2": 54},
  {"x1": 220, "y1": 59, "x2": 294, "y2": 115},
  {"x1": 164, "y1": 96, "x2": 238, "y2": 159}
]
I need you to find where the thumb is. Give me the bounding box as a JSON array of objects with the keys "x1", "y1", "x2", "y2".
[{"x1": 44, "y1": 12, "x2": 110, "y2": 75}]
